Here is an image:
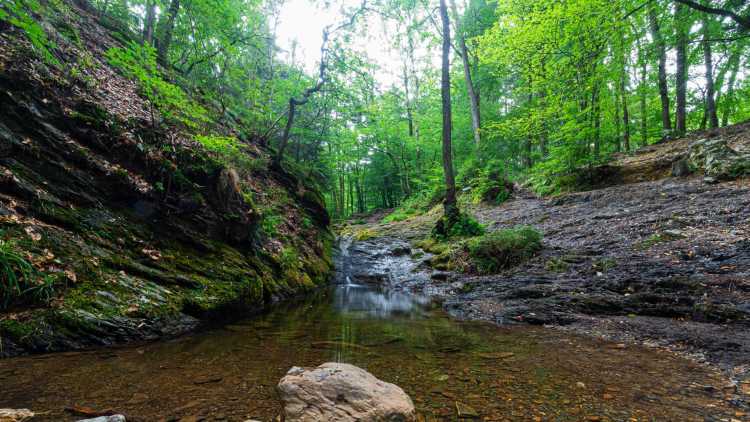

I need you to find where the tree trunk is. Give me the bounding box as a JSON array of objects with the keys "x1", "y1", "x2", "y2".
[
  {"x1": 638, "y1": 39, "x2": 648, "y2": 146},
  {"x1": 674, "y1": 2, "x2": 689, "y2": 135},
  {"x1": 156, "y1": 0, "x2": 180, "y2": 66},
  {"x1": 593, "y1": 82, "x2": 601, "y2": 159},
  {"x1": 648, "y1": 4, "x2": 672, "y2": 133},
  {"x1": 620, "y1": 74, "x2": 631, "y2": 152},
  {"x1": 614, "y1": 89, "x2": 622, "y2": 152},
  {"x1": 721, "y1": 55, "x2": 740, "y2": 127},
  {"x1": 143, "y1": 0, "x2": 156, "y2": 46},
  {"x1": 439, "y1": 0, "x2": 458, "y2": 223},
  {"x1": 402, "y1": 65, "x2": 414, "y2": 137},
  {"x1": 702, "y1": 13, "x2": 719, "y2": 129},
  {"x1": 449, "y1": 0, "x2": 481, "y2": 149}
]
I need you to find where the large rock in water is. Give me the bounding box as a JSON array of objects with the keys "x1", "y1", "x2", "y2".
[{"x1": 277, "y1": 363, "x2": 416, "y2": 421}]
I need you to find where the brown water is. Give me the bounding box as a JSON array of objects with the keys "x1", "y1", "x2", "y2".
[{"x1": 0, "y1": 282, "x2": 741, "y2": 421}]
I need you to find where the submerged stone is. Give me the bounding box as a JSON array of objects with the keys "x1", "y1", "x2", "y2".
[
  {"x1": 76, "y1": 416, "x2": 126, "y2": 422},
  {"x1": 277, "y1": 362, "x2": 416, "y2": 422},
  {"x1": 0, "y1": 409, "x2": 34, "y2": 422}
]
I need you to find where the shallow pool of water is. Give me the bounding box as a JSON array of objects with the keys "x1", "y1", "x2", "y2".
[{"x1": 0, "y1": 279, "x2": 739, "y2": 421}]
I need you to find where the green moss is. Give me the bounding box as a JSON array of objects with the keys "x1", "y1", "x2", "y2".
[
  {"x1": 545, "y1": 257, "x2": 569, "y2": 272},
  {"x1": 592, "y1": 258, "x2": 617, "y2": 272},
  {"x1": 0, "y1": 319, "x2": 36, "y2": 340},
  {"x1": 465, "y1": 226, "x2": 543, "y2": 274},
  {"x1": 636, "y1": 234, "x2": 669, "y2": 250}
]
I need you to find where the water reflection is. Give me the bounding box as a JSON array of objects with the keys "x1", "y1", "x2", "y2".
[{"x1": 333, "y1": 283, "x2": 431, "y2": 318}]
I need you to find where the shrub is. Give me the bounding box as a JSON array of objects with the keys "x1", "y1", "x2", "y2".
[
  {"x1": 460, "y1": 160, "x2": 514, "y2": 205},
  {"x1": 433, "y1": 212, "x2": 485, "y2": 240},
  {"x1": 466, "y1": 226, "x2": 542, "y2": 274}
]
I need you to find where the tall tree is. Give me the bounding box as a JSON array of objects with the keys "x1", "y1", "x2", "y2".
[
  {"x1": 439, "y1": 0, "x2": 458, "y2": 224},
  {"x1": 702, "y1": 10, "x2": 719, "y2": 128},
  {"x1": 156, "y1": 0, "x2": 180, "y2": 65},
  {"x1": 450, "y1": 0, "x2": 481, "y2": 149},
  {"x1": 648, "y1": 4, "x2": 672, "y2": 133},
  {"x1": 674, "y1": 2, "x2": 689, "y2": 135},
  {"x1": 142, "y1": 0, "x2": 156, "y2": 46}
]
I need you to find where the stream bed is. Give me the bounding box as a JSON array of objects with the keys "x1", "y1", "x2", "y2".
[{"x1": 0, "y1": 238, "x2": 743, "y2": 421}]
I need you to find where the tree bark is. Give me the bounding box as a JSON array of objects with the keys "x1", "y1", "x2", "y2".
[
  {"x1": 639, "y1": 40, "x2": 648, "y2": 146},
  {"x1": 702, "y1": 12, "x2": 719, "y2": 128},
  {"x1": 156, "y1": 0, "x2": 180, "y2": 66},
  {"x1": 439, "y1": 0, "x2": 458, "y2": 222},
  {"x1": 143, "y1": 0, "x2": 156, "y2": 47},
  {"x1": 649, "y1": 4, "x2": 672, "y2": 133},
  {"x1": 675, "y1": 2, "x2": 689, "y2": 135},
  {"x1": 721, "y1": 53, "x2": 741, "y2": 126},
  {"x1": 449, "y1": 0, "x2": 481, "y2": 149}
]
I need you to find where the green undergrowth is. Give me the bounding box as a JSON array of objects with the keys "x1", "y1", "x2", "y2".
[
  {"x1": 418, "y1": 225, "x2": 543, "y2": 275},
  {"x1": 459, "y1": 159, "x2": 514, "y2": 206},
  {"x1": 0, "y1": 0, "x2": 59, "y2": 65},
  {"x1": 0, "y1": 232, "x2": 59, "y2": 310},
  {"x1": 382, "y1": 188, "x2": 442, "y2": 223},
  {"x1": 464, "y1": 226, "x2": 542, "y2": 274},
  {"x1": 432, "y1": 212, "x2": 484, "y2": 240},
  {"x1": 106, "y1": 41, "x2": 209, "y2": 128}
]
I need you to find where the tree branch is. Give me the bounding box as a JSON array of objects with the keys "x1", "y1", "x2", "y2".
[{"x1": 673, "y1": 0, "x2": 750, "y2": 30}]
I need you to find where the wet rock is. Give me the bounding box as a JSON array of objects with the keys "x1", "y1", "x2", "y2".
[
  {"x1": 77, "y1": 416, "x2": 126, "y2": 422},
  {"x1": 277, "y1": 362, "x2": 416, "y2": 422},
  {"x1": 391, "y1": 246, "x2": 411, "y2": 256},
  {"x1": 0, "y1": 409, "x2": 34, "y2": 422},
  {"x1": 431, "y1": 272, "x2": 449, "y2": 281},
  {"x1": 671, "y1": 158, "x2": 691, "y2": 177}
]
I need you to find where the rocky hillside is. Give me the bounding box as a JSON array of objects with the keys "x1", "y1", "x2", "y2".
[
  {"x1": 356, "y1": 126, "x2": 750, "y2": 379},
  {"x1": 0, "y1": 0, "x2": 332, "y2": 356}
]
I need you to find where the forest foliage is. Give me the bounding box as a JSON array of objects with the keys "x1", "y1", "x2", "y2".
[{"x1": 1, "y1": 0, "x2": 748, "y2": 221}]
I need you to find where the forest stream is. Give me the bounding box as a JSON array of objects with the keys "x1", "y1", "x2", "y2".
[{"x1": 0, "y1": 237, "x2": 743, "y2": 421}]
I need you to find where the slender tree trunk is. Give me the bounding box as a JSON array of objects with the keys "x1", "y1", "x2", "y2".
[
  {"x1": 593, "y1": 82, "x2": 601, "y2": 159},
  {"x1": 702, "y1": 14, "x2": 719, "y2": 128},
  {"x1": 449, "y1": 0, "x2": 481, "y2": 149},
  {"x1": 156, "y1": 0, "x2": 180, "y2": 66},
  {"x1": 649, "y1": 5, "x2": 672, "y2": 133},
  {"x1": 721, "y1": 53, "x2": 741, "y2": 127},
  {"x1": 620, "y1": 75, "x2": 631, "y2": 152},
  {"x1": 439, "y1": 0, "x2": 458, "y2": 223},
  {"x1": 618, "y1": 30, "x2": 631, "y2": 152},
  {"x1": 143, "y1": 0, "x2": 156, "y2": 46},
  {"x1": 674, "y1": 2, "x2": 689, "y2": 135},
  {"x1": 614, "y1": 89, "x2": 622, "y2": 152},
  {"x1": 402, "y1": 65, "x2": 414, "y2": 137},
  {"x1": 638, "y1": 40, "x2": 648, "y2": 146}
]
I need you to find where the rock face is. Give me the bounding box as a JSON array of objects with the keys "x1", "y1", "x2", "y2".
[
  {"x1": 688, "y1": 138, "x2": 750, "y2": 180},
  {"x1": 277, "y1": 363, "x2": 416, "y2": 422}
]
